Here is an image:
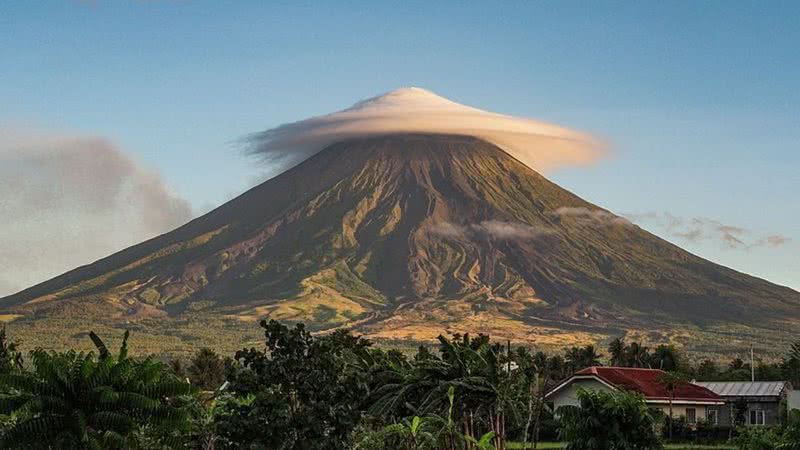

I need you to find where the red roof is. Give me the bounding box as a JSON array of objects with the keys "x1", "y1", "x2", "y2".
[{"x1": 572, "y1": 367, "x2": 722, "y2": 403}]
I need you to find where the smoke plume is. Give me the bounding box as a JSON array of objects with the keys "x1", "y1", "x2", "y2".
[{"x1": 0, "y1": 127, "x2": 192, "y2": 296}]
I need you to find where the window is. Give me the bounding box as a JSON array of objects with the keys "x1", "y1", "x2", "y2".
[
  {"x1": 686, "y1": 408, "x2": 696, "y2": 425},
  {"x1": 749, "y1": 409, "x2": 766, "y2": 426},
  {"x1": 706, "y1": 408, "x2": 719, "y2": 425}
]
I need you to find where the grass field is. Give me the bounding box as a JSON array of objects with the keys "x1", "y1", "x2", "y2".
[{"x1": 508, "y1": 443, "x2": 735, "y2": 449}]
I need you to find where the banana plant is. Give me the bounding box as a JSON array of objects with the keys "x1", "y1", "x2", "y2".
[
  {"x1": 383, "y1": 415, "x2": 437, "y2": 450},
  {"x1": 465, "y1": 431, "x2": 496, "y2": 450}
]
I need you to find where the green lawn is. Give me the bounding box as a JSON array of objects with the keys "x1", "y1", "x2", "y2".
[
  {"x1": 664, "y1": 446, "x2": 735, "y2": 450},
  {"x1": 507, "y1": 444, "x2": 563, "y2": 449},
  {"x1": 508, "y1": 443, "x2": 735, "y2": 450}
]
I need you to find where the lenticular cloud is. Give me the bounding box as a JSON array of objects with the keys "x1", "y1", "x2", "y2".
[{"x1": 246, "y1": 87, "x2": 604, "y2": 174}]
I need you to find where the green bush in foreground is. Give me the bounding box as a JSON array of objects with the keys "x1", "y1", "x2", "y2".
[
  {"x1": 730, "y1": 410, "x2": 800, "y2": 450},
  {"x1": 0, "y1": 331, "x2": 194, "y2": 449},
  {"x1": 218, "y1": 319, "x2": 372, "y2": 450},
  {"x1": 558, "y1": 388, "x2": 663, "y2": 450}
]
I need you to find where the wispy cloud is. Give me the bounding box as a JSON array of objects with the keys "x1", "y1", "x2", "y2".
[
  {"x1": 0, "y1": 127, "x2": 192, "y2": 296},
  {"x1": 625, "y1": 212, "x2": 791, "y2": 250},
  {"x1": 551, "y1": 206, "x2": 631, "y2": 227},
  {"x1": 429, "y1": 220, "x2": 553, "y2": 241}
]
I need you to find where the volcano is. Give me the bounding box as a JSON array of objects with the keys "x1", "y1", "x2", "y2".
[{"x1": 2, "y1": 95, "x2": 799, "y2": 356}]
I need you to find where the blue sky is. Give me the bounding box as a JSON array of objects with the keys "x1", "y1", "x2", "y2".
[{"x1": 1, "y1": 1, "x2": 798, "y2": 290}]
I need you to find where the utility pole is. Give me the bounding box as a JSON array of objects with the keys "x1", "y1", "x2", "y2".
[{"x1": 751, "y1": 346, "x2": 755, "y2": 382}]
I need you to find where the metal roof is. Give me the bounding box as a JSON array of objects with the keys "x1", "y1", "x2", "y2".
[{"x1": 695, "y1": 381, "x2": 788, "y2": 397}]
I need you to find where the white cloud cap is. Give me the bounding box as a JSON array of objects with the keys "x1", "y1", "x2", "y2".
[{"x1": 247, "y1": 87, "x2": 605, "y2": 173}]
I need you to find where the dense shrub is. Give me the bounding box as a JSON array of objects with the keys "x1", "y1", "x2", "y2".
[
  {"x1": 558, "y1": 388, "x2": 663, "y2": 450},
  {"x1": 734, "y1": 426, "x2": 782, "y2": 450},
  {"x1": 218, "y1": 320, "x2": 372, "y2": 450}
]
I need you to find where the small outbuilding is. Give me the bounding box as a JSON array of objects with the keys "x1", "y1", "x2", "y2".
[{"x1": 694, "y1": 381, "x2": 791, "y2": 426}]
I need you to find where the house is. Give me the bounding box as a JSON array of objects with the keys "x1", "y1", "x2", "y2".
[
  {"x1": 695, "y1": 381, "x2": 791, "y2": 426},
  {"x1": 545, "y1": 367, "x2": 724, "y2": 425}
]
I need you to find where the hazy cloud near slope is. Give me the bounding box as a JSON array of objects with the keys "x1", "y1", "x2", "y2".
[
  {"x1": 552, "y1": 206, "x2": 631, "y2": 226},
  {"x1": 245, "y1": 87, "x2": 604, "y2": 178},
  {"x1": 625, "y1": 212, "x2": 791, "y2": 250},
  {"x1": 430, "y1": 220, "x2": 553, "y2": 240},
  {"x1": 0, "y1": 127, "x2": 192, "y2": 297}
]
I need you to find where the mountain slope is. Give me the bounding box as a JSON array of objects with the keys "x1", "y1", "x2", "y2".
[{"x1": 3, "y1": 134, "x2": 798, "y2": 355}]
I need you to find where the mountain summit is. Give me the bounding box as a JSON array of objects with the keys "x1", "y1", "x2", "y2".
[{"x1": 2, "y1": 134, "x2": 798, "y2": 354}]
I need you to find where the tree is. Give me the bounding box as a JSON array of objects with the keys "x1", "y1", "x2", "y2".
[
  {"x1": 564, "y1": 345, "x2": 602, "y2": 373},
  {"x1": 545, "y1": 355, "x2": 567, "y2": 381},
  {"x1": 220, "y1": 320, "x2": 371, "y2": 450},
  {"x1": 608, "y1": 338, "x2": 626, "y2": 366},
  {"x1": 369, "y1": 334, "x2": 517, "y2": 450},
  {"x1": 0, "y1": 330, "x2": 193, "y2": 449},
  {"x1": 652, "y1": 345, "x2": 680, "y2": 371},
  {"x1": 696, "y1": 359, "x2": 719, "y2": 380},
  {"x1": 0, "y1": 326, "x2": 22, "y2": 374},
  {"x1": 515, "y1": 349, "x2": 559, "y2": 450},
  {"x1": 558, "y1": 388, "x2": 663, "y2": 450},
  {"x1": 730, "y1": 398, "x2": 749, "y2": 439},
  {"x1": 658, "y1": 371, "x2": 689, "y2": 440},
  {"x1": 783, "y1": 341, "x2": 800, "y2": 386},
  {"x1": 627, "y1": 342, "x2": 652, "y2": 368},
  {"x1": 187, "y1": 348, "x2": 226, "y2": 391},
  {"x1": 730, "y1": 357, "x2": 746, "y2": 371}
]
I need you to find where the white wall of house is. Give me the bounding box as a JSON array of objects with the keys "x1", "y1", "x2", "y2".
[
  {"x1": 549, "y1": 379, "x2": 721, "y2": 426},
  {"x1": 652, "y1": 404, "x2": 712, "y2": 424},
  {"x1": 550, "y1": 379, "x2": 614, "y2": 411}
]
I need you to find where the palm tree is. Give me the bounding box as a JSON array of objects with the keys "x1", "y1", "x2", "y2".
[
  {"x1": 652, "y1": 345, "x2": 679, "y2": 371},
  {"x1": 782, "y1": 341, "x2": 800, "y2": 386},
  {"x1": 564, "y1": 347, "x2": 581, "y2": 374},
  {"x1": 627, "y1": 342, "x2": 651, "y2": 368},
  {"x1": 0, "y1": 331, "x2": 194, "y2": 449},
  {"x1": 187, "y1": 348, "x2": 226, "y2": 390},
  {"x1": 658, "y1": 371, "x2": 689, "y2": 440},
  {"x1": 580, "y1": 345, "x2": 602, "y2": 368},
  {"x1": 789, "y1": 341, "x2": 800, "y2": 362},
  {"x1": 565, "y1": 345, "x2": 602, "y2": 373},
  {"x1": 608, "y1": 338, "x2": 626, "y2": 366},
  {"x1": 546, "y1": 355, "x2": 566, "y2": 381}
]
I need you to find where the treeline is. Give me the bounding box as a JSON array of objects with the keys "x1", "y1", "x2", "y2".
[
  {"x1": 604, "y1": 337, "x2": 800, "y2": 385},
  {"x1": 0, "y1": 322, "x2": 799, "y2": 449}
]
